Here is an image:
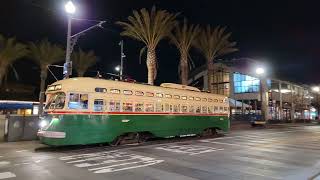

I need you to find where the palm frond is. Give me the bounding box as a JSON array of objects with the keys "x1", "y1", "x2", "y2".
[
  {"x1": 28, "y1": 39, "x2": 65, "y2": 70},
  {"x1": 116, "y1": 6, "x2": 178, "y2": 51},
  {"x1": 72, "y1": 49, "x2": 97, "y2": 77},
  {"x1": 195, "y1": 26, "x2": 238, "y2": 62}
]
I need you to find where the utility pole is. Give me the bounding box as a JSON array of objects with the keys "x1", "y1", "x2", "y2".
[
  {"x1": 64, "y1": 16, "x2": 72, "y2": 79},
  {"x1": 119, "y1": 40, "x2": 126, "y2": 80}
]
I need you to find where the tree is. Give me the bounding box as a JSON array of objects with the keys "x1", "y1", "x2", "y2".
[
  {"x1": 0, "y1": 35, "x2": 28, "y2": 87},
  {"x1": 72, "y1": 49, "x2": 97, "y2": 77},
  {"x1": 28, "y1": 39, "x2": 64, "y2": 115},
  {"x1": 170, "y1": 19, "x2": 200, "y2": 85},
  {"x1": 195, "y1": 26, "x2": 237, "y2": 92},
  {"x1": 116, "y1": 6, "x2": 178, "y2": 85}
]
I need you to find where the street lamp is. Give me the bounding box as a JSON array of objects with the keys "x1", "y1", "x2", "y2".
[
  {"x1": 62, "y1": 1, "x2": 105, "y2": 79},
  {"x1": 312, "y1": 86, "x2": 320, "y2": 93},
  {"x1": 65, "y1": 1, "x2": 76, "y2": 14},
  {"x1": 255, "y1": 67, "x2": 265, "y2": 75},
  {"x1": 115, "y1": 65, "x2": 120, "y2": 72},
  {"x1": 64, "y1": 1, "x2": 76, "y2": 79}
]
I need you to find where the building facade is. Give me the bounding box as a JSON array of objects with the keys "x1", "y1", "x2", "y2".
[{"x1": 189, "y1": 59, "x2": 317, "y2": 121}]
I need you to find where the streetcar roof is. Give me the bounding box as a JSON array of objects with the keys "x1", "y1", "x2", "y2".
[{"x1": 47, "y1": 77, "x2": 227, "y2": 99}]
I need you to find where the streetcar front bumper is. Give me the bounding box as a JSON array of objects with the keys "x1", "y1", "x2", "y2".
[{"x1": 37, "y1": 131, "x2": 66, "y2": 139}]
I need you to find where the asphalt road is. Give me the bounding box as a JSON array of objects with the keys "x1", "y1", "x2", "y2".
[{"x1": 1, "y1": 125, "x2": 320, "y2": 180}]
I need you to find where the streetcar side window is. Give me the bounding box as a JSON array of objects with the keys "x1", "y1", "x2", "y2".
[
  {"x1": 94, "y1": 99, "x2": 104, "y2": 111},
  {"x1": 208, "y1": 106, "x2": 213, "y2": 113},
  {"x1": 214, "y1": 106, "x2": 219, "y2": 113},
  {"x1": 68, "y1": 93, "x2": 88, "y2": 109},
  {"x1": 173, "y1": 95, "x2": 180, "y2": 99},
  {"x1": 196, "y1": 106, "x2": 201, "y2": 113},
  {"x1": 165, "y1": 103, "x2": 170, "y2": 112},
  {"x1": 135, "y1": 103, "x2": 144, "y2": 112},
  {"x1": 145, "y1": 103, "x2": 154, "y2": 112},
  {"x1": 173, "y1": 104, "x2": 180, "y2": 113},
  {"x1": 189, "y1": 105, "x2": 194, "y2": 113},
  {"x1": 219, "y1": 106, "x2": 224, "y2": 113},
  {"x1": 123, "y1": 102, "x2": 133, "y2": 112},
  {"x1": 156, "y1": 103, "x2": 164, "y2": 112},
  {"x1": 182, "y1": 105, "x2": 188, "y2": 113},
  {"x1": 109, "y1": 100, "x2": 120, "y2": 112},
  {"x1": 202, "y1": 106, "x2": 207, "y2": 113},
  {"x1": 95, "y1": 88, "x2": 107, "y2": 93},
  {"x1": 224, "y1": 107, "x2": 229, "y2": 113},
  {"x1": 156, "y1": 93, "x2": 163, "y2": 98}
]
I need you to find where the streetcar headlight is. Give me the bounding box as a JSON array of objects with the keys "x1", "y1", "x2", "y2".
[{"x1": 39, "y1": 120, "x2": 48, "y2": 128}]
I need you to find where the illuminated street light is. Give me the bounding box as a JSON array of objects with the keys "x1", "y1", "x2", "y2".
[
  {"x1": 115, "y1": 66, "x2": 120, "y2": 72},
  {"x1": 255, "y1": 67, "x2": 265, "y2": 75},
  {"x1": 65, "y1": 1, "x2": 76, "y2": 14},
  {"x1": 312, "y1": 86, "x2": 320, "y2": 93}
]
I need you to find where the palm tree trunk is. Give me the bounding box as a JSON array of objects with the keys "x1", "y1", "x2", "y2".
[
  {"x1": 0, "y1": 65, "x2": 7, "y2": 87},
  {"x1": 38, "y1": 68, "x2": 48, "y2": 116},
  {"x1": 207, "y1": 60, "x2": 214, "y2": 92},
  {"x1": 180, "y1": 53, "x2": 188, "y2": 85},
  {"x1": 146, "y1": 48, "x2": 157, "y2": 85}
]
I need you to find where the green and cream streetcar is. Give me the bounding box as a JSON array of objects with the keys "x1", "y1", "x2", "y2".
[{"x1": 38, "y1": 77, "x2": 230, "y2": 146}]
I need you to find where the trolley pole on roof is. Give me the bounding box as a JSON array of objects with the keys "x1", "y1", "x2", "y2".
[{"x1": 119, "y1": 40, "x2": 126, "y2": 80}]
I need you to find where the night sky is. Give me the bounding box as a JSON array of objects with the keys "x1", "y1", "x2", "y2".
[{"x1": 1, "y1": 0, "x2": 320, "y2": 94}]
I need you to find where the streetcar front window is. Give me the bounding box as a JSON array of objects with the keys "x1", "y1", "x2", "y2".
[{"x1": 45, "y1": 92, "x2": 66, "y2": 110}]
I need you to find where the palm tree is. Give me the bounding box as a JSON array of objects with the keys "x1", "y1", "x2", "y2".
[
  {"x1": 195, "y1": 26, "x2": 238, "y2": 92},
  {"x1": 116, "y1": 6, "x2": 178, "y2": 85},
  {"x1": 170, "y1": 19, "x2": 200, "y2": 85},
  {"x1": 72, "y1": 49, "x2": 97, "y2": 77},
  {"x1": 28, "y1": 39, "x2": 64, "y2": 115},
  {"x1": 0, "y1": 35, "x2": 28, "y2": 87}
]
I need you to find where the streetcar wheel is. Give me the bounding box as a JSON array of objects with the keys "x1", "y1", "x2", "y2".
[{"x1": 109, "y1": 136, "x2": 122, "y2": 146}]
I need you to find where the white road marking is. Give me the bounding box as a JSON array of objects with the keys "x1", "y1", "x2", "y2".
[
  {"x1": 0, "y1": 162, "x2": 10, "y2": 166},
  {"x1": 0, "y1": 172, "x2": 16, "y2": 179},
  {"x1": 155, "y1": 144, "x2": 223, "y2": 155},
  {"x1": 60, "y1": 150, "x2": 164, "y2": 174},
  {"x1": 15, "y1": 150, "x2": 28, "y2": 153},
  {"x1": 200, "y1": 141, "x2": 251, "y2": 147}
]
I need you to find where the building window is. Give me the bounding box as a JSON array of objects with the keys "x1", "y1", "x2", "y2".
[
  {"x1": 123, "y1": 102, "x2": 133, "y2": 112},
  {"x1": 94, "y1": 99, "x2": 104, "y2": 111},
  {"x1": 135, "y1": 103, "x2": 144, "y2": 112},
  {"x1": 95, "y1": 88, "x2": 107, "y2": 93},
  {"x1": 109, "y1": 101, "x2": 120, "y2": 112},
  {"x1": 123, "y1": 90, "x2": 133, "y2": 95},
  {"x1": 233, "y1": 73, "x2": 260, "y2": 93}
]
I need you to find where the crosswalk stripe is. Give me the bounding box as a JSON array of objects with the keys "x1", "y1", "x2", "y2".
[{"x1": 0, "y1": 172, "x2": 16, "y2": 179}]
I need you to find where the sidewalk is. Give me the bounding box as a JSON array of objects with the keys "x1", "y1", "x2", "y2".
[{"x1": 230, "y1": 121, "x2": 319, "y2": 131}]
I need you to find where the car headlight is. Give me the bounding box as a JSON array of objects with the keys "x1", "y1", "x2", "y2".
[{"x1": 39, "y1": 120, "x2": 48, "y2": 128}]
